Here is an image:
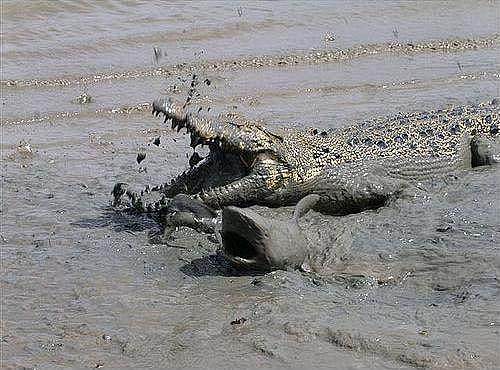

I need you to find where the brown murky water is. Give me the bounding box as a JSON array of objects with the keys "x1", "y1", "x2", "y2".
[{"x1": 2, "y1": 1, "x2": 500, "y2": 368}]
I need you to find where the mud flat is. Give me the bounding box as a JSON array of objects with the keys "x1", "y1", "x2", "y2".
[{"x1": 2, "y1": 1, "x2": 499, "y2": 368}]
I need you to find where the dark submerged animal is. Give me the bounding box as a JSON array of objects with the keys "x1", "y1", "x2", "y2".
[{"x1": 114, "y1": 97, "x2": 500, "y2": 271}]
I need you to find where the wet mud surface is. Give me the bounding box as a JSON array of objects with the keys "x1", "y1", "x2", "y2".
[{"x1": 2, "y1": 2, "x2": 500, "y2": 368}]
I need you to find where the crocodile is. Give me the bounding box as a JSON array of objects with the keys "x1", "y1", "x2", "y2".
[{"x1": 113, "y1": 97, "x2": 499, "y2": 270}]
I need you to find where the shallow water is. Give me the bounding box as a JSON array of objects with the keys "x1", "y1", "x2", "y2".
[{"x1": 2, "y1": 1, "x2": 500, "y2": 368}]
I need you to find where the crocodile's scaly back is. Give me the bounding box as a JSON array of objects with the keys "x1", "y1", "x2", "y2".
[
  {"x1": 276, "y1": 101, "x2": 499, "y2": 185},
  {"x1": 117, "y1": 98, "x2": 499, "y2": 212}
]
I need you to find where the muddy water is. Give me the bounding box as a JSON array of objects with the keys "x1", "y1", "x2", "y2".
[{"x1": 2, "y1": 1, "x2": 500, "y2": 368}]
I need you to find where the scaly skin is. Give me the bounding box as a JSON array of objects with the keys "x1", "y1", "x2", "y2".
[{"x1": 120, "y1": 97, "x2": 499, "y2": 209}]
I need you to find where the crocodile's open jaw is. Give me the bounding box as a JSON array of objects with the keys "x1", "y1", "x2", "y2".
[{"x1": 151, "y1": 97, "x2": 285, "y2": 207}]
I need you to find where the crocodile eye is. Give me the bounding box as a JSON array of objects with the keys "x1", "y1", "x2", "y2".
[
  {"x1": 362, "y1": 138, "x2": 373, "y2": 146},
  {"x1": 485, "y1": 115, "x2": 492, "y2": 124},
  {"x1": 376, "y1": 140, "x2": 388, "y2": 149},
  {"x1": 490, "y1": 124, "x2": 499, "y2": 135}
]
